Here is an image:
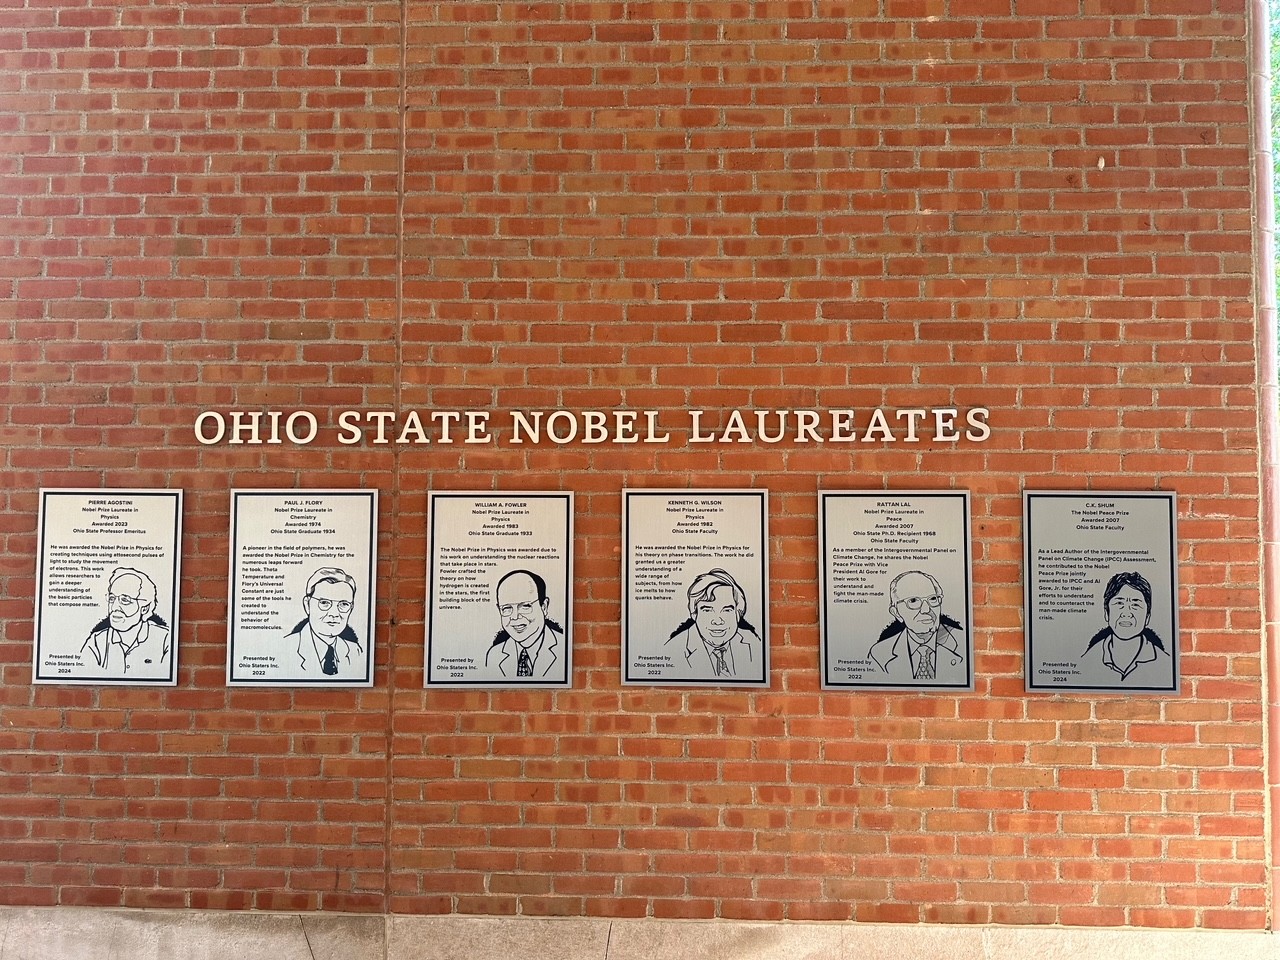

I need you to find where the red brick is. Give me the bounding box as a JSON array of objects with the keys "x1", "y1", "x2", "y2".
[{"x1": 0, "y1": 0, "x2": 1267, "y2": 931}]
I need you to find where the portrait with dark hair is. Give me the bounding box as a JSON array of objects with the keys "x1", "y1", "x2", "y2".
[
  {"x1": 486, "y1": 568, "x2": 565, "y2": 679},
  {"x1": 1079, "y1": 571, "x2": 1171, "y2": 685},
  {"x1": 663, "y1": 568, "x2": 763, "y2": 681},
  {"x1": 282, "y1": 566, "x2": 362, "y2": 677}
]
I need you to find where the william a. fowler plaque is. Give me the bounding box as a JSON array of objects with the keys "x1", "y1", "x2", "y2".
[{"x1": 425, "y1": 491, "x2": 574, "y2": 689}]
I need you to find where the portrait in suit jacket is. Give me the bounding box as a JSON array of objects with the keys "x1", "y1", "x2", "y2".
[
  {"x1": 485, "y1": 568, "x2": 565, "y2": 680},
  {"x1": 868, "y1": 569, "x2": 966, "y2": 685},
  {"x1": 663, "y1": 567, "x2": 764, "y2": 683},
  {"x1": 280, "y1": 566, "x2": 364, "y2": 678}
]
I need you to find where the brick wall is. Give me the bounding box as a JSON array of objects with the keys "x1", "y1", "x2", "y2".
[{"x1": 0, "y1": 0, "x2": 1269, "y2": 929}]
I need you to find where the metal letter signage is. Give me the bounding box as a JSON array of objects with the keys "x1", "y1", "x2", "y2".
[
  {"x1": 819, "y1": 490, "x2": 974, "y2": 691},
  {"x1": 1023, "y1": 490, "x2": 1179, "y2": 695}
]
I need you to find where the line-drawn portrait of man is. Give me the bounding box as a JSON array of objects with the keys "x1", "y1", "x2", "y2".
[
  {"x1": 81, "y1": 567, "x2": 171, "y2": 678},
  {"x1": 868, "y1": 570, "x2": 966, "y2": 684},
  {"x1": 486, "y1": 569, "x2": 564, "y2": 680},
  {"x1": 283, "y1": 567, "x2": 363, "y2": 677},
  {"x1": 663, "y1": 568, "x2": 764, "y2": 682},
  {"x1": 1079, "y1": 571, "x2": 1171, "y2": 685}
]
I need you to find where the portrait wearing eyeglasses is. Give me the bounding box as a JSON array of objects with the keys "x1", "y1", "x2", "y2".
[
  {"x1": 485, "y1": 569, "x2": 565, "y2": 680},
  {"x1": 81, "y1": 566, "x2": 171, "y2": 678},
  {"x1": 868, "y1": 570, "x2": 966, "y2": 684},
  {"x1": 284, "y1": 567, "x2": 363, "y2": 677}
]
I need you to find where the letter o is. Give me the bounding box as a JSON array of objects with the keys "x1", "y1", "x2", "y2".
[
  {"x1": 546, "y1": 410, "x2": 578, "y2": 444},
  {"x1": 285, "y1": 411, "x2": 318, "y2": 445},
  {"x1": 194, "y1": 412, "x2": 226, "y2": 445}
]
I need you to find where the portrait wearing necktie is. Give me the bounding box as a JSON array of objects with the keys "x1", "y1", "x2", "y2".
[
  {"x1": 662, "y1": 568, "x2": 765, "y2": 684},
  {"x1": 283, "y1": 567, "x2": 365, "y2": 680},
  {"x1": 485, "y1": 569, "x2": 566, "y2": 682},
  {"x1": 867, "y1": 569, "x2": 967, "y2": 687}
]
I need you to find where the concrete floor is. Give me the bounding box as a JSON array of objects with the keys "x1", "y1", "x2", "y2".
[{"x1": 0, "y1": 908, "x2": 1277, "y2": 960}]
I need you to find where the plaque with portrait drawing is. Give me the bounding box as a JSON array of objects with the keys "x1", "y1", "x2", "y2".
[
  {"x1": 819, "y1": 490, "x2": 973, "y2": 692},
  {"x1": 622, "y1": 489, "x2": 770, "y2": 688},
  {"x1": 33, "y1": 489, "x2": 183, "y2": 685},
  {"x1": 227, "y1": 489, "x2": 378, "y2": 687},
  {"x1": 1024, "y1": 490, "x2": 1179, "y2": 695},
  {"x1": 425, "y1": 491, "x2": 574, "y2": 689}
]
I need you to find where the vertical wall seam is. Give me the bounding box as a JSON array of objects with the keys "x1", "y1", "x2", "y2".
[
  {"x1": 381, "y1": 0, "x2": 410, "y2": 919},
  {"x1": 1248, "y1": 0, "x2": 1280, "y2": 934}
]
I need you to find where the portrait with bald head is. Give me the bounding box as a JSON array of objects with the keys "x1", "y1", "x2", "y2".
[{"x1": 867, "y1": 569, "x2": 968, "y2": 686}]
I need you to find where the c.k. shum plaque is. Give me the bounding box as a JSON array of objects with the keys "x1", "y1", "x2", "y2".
[
  {"x1": 1024, "y1": 490, "x2": 1178, "y2": 695},
  {"x1": 32, "y1": 489, "x2": 183, "y2": 685},
  {"x1": 622, "y1": 489, "x2": 770, "y2": 687},
  {"x1": 226, "y1": 489, "x2": 378, "y2": 687},
  {"x1": 425, "y1": 491, "x2": 574, "y2": 689},
  {"x1": 819, "y1": 490, "x2": 974, "y2": 691}
]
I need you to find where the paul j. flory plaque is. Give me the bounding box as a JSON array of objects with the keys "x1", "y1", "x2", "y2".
[{"x1": 226, "y1": 489, "x2": 378, "y2": 687}]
